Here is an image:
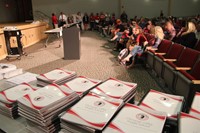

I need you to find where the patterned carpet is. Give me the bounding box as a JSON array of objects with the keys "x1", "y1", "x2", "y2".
[{"x1": 0, "y1": 31, "x2": 163, "y2": 101}]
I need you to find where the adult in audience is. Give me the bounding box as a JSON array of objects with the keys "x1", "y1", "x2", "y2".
[
  {"x1": 120, "y1": 11, "x2": 128, "y2": 23},
  {"x1": 83, "y1": 13, "x2": 89, "y2": 30},
  {"x1": 51, "y1": 13, "x2": 58, "y2": 29},
  {"x1": 67, "y1": 14, "x2": 74, "y2": 24},
  {"x1": 164, "y1": 20, "x2": 176, "y2": 41},
  {"x1": 76, "y1": 12, "x2": 83, "y2": 31},
  {"x1": 176, "y1": 21, "x2": 197, "y2": 48},
  {"x1": 58, "y1": 12, "x2": 67, "y2": 27},
  {"x1": 89, "y1": 13, "x2": 95, "y2": 31}
]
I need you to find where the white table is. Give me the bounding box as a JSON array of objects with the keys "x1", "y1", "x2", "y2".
[{"x1": 44, "y1": 27, "x2": 63, "y2": 47}]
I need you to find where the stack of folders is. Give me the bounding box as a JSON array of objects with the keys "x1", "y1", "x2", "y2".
[
  {"x1": 62, "y1": 76, "x2": 101, "y2": 97},
  {"x1": 0, "y1": 63, "x2": 23, "y2": 79},
  {"x1": 139, "y1": 89, "x2": 184, "y2": 120},
  {"x1": 60, "y1": 93, "x2": 124, "y2": 133},
  {"x1": 178, "y1": 112, "x2": 200, "y2": 133},
  {"x1": 189, "y1": 92, "x2": 200, "y2": 119},
  {"x1": 90, "y1": 78, "x2": 137, "y2": 102},
  {"x1": 17, "y1": 84, "x2": 79, "y2": 133},
  {"x1": 103, "y1": 103, "x2": 166, "y2": 133},
  {"x1": 0, "y1": 83, "x2": 37, "y2": 118},
  {"x1": 36, "y1": 68, "x2": 77, "y2": 87}
]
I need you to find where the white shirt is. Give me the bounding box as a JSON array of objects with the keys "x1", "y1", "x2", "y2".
[{"x1": 59, "y1": 14, "x2": 67, "y2": 22}]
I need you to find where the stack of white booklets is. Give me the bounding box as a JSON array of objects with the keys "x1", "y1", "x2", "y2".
[
  {"x1": 0, "y1": 83, "x2": 38, "y2": 118},
  {"x1": 62, "y1": 76, "x2": 101, "y2": 97},
  {"x1": 189, "y1": 92, "x2": 200, "y2": 119},
  {"x1": 60, "y1": 93, "x2": 124, "y2": 133},
  {"x1": 90, "y1": 78, "x2": 137, "y2": 102},
  {"x1": 17, "y1": 84, "x2": 79, "y2": 133},
  {"x1": 0, "y1": 63, "x2": 23, "y2": 80},
  {"x1": 140, "y1": 89, "x2": 184, "y2": 120},
  {"x1": 103, "y1": 103, "x2": 166, "y2": 133},
  {"x1": 36, "y1": 68, "x2": 77, "y2": 86},
  {"x1": 178, "y1": 112, "x2": 200, "y2": 133}
]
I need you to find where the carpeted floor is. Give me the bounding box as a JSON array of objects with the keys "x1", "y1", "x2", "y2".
[{"x1": 0, "y1": 31, "x2": 163, "y2": 101}]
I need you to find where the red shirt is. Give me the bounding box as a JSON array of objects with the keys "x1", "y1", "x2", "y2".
[
  {"x1": 52, "y1": 16, "x2": 58, "y2": 24},
  {"x1": 136, "y1": 33, "x2": 147, "y2": 46}
]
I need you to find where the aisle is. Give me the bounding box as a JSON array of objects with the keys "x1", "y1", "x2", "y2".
[{"x1": 0, "y1": 31, "x2": 162, "y2": 101}]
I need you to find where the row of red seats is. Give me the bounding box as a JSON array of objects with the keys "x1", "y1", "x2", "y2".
[{"x1": 146, "y1": 38, "x2": 200, "y2": 112}]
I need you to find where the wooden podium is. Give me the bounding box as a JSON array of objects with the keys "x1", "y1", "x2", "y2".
[{"x1": 62, "y1": 26, "x2": 80, "y2": 60}]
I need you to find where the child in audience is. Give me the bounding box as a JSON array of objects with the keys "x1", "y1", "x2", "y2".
[{"x1": 123, "y1": 27, "x2": 148, "y2": 69}]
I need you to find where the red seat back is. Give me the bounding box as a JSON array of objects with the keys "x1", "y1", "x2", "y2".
[
  {"x1": 195, "y1": 40, "x2": 200, "y2": 52},
  {"x1": 144, "y1": 33, "x2": 155, "y2": 46},
  {"x1": 191, "y1": 60, "x2": 200, "y2": 79},
  {"x1": 157, "y1": 39, "x2": 173, "y2": 53},
  {"x1": 165, "y1": 43, "x2": 185, "y2": 59},
  {"x1": 176, "y1": 48, "x2": 200, "y2": 67}
]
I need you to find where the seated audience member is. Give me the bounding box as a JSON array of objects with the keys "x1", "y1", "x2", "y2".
[
  {"x1": 175, "y1": 20, "x2": 187, "y2": 38},
  {"x1": 146, "y1": 26, "x2": 164, "y2": 50},
  {"x1": 176, "y1": 21, "x2": 198, "y2": 48},
  {"x1": 123, "y1": 27, "x2": 148, "y2": 69},
  {"x1": 58, "y1": 12, "x2": 67, "y2": 27},
  {"x1": 143, "y1": 23, "x2": 151, "y2": 33},
  {"x1": 164, "y1": 20, "x2": 176, "y2": 41},
  {"x1": 109, "y1": 19, "x2": 125, "y2": 42},
  {"x1": 83, "y1": 13, "x2": 89, "y2": 30},
  {"x1": 51, "y1": 13, "x2": 58, "y2": 28},
  {"x1": 114, "y1": 28, "x2": 130, "y2": 51},
  {"x1": 138, "y1": 17, "x2": 146, "y2": 29}
]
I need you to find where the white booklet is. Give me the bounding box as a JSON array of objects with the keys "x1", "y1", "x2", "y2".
[
  {"x1": 92, "y1": 78, "x2": 137, "y2": 99},
  {"x1": 140, "y1": 89, "x2": 184, "y2": 118},
  {"x1": 17, "y1": 84, "x2": 76, "y2": 112},
  {"x1": 36, "y1": 68, "x2": 76, "y2": 83},
  {"x1": 103, "y1": 103, "x2": 166, "y2": 133},
  {"x1": 189, "y1": 92, "x2": 200, "y2": 119},
  {"x1": 63, "y1": 76, "x2": 101, "y2": 96},
  {"x1": 179, "y1": 112, "x2": 200, "y2": 133},
  {"x1": 0, "y1": 83, "x2": 37, "y2": 104},
  {"x1": 0, "y1": 63, "x2": 17, "y2": 74},
  {"x1": 61, "y1": 93, "x2": 124, "y2": 130},
  {"x1": 6, "y1": 72, "x2": 38, "y2": 84}
]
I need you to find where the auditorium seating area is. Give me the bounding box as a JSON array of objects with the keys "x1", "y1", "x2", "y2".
[{"x1": 0, "y1": 0, "x2": 200, "y2": 131}]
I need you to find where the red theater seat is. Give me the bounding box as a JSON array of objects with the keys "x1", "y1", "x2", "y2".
[
  {"x1": 154, "y1": 43, "x2": 185, "y2": 77},
  {"x1": 174, "y1": 60, "x2": 200, "y2": 112},
  {"x1": 146, "y1": 39, "x2": 173, "y2": 68},
  {"x1": 162, "y1": 48, "x2": 200, "y2": 91}
]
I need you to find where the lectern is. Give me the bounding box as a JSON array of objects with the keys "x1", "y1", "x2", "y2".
[{"x1": 62, "y1": 26, "x2": 80, "y2": 60}]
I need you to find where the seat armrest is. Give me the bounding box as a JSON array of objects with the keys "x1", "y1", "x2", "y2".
[
  {"x1": 150, "y1": 48, "x2": 158, "y2": 51},
  {"x1": 192, "y1": 80, "x2": 200, "y2": 84},
  {"x1": 175, "y1": 67, "x2": 191, "y2": 70},
  {"x1": 155, "y1": 53, "x2": 166, "y2": 55},
  {"x1": 163, "y1": 59, "x2": 177, "y2": 62}
]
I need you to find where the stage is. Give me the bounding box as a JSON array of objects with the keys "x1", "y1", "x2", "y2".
[{"x1": 0, "y1": 22, "x2": 49, "y2": 60}]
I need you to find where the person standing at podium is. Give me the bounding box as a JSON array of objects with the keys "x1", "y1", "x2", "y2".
[
  {"x1": 76, "y1": 12, "x2": 83, "y2": 31},
  {"x1": 51, "y1": 13, "x2": 58, "y2": 28},
  {"x1": 59, "y1": 12, "x2": 67, "y2": 27}
]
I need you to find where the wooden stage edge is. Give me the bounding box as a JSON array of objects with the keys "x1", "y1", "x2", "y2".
[{"x1": 0, "y1": 22, "x2": 49, "y2": 60}]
